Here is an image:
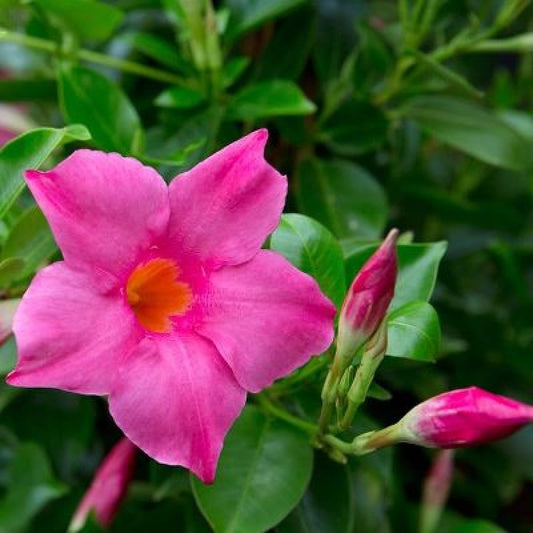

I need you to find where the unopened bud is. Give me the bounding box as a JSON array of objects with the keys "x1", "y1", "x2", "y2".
[
  {"x1": 420, "y1": 450, "x2": 454, "y2": 533},
  {"x1": 399, "y1": 387, "x2": 533, "y2": 448},
  {"x1": 68, "y1": 438, "x2": 137, "y2": 532},
  {"x1": 0, "y1": 299, "x2": 20, "y2": 346},
  {"x1": 351, "y1": 387, "x2": 533, "y2": 455},
  {"x1": 336, "y1": 229, "x2": 398, "y2": 366}
]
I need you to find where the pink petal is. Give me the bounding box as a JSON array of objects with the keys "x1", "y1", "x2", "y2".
[
  {"x1": 108, "y1": 334, "x2": 246, "y2": 484},
  {"x1": 166, "y1": 130, "x2": 287, "y2": 269},
  {"x1": 7, "y1": 262, "x2": 140, "y2": 394},
  {"x1": 25, "y1": 150, "x2": 169, "y2": 280},
  {"x1": 197, "y1": 250, "x2": 336, "y2": 392}
]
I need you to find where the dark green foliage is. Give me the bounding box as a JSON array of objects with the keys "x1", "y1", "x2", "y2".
[{"x1": 1, "y1": 0, "x2": 532, "y2": 532}]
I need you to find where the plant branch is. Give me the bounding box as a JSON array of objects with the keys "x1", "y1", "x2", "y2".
[{"x1": 0, "y1": 28, "x2": 185, "y2": 85}]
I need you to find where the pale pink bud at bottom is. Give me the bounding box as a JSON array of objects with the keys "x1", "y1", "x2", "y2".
[
  {"x1": 336, "y1": 229, "x2": 398, "y2": 364},
  {"x1": 420, "y1": 450, "x2": 454, "y2": 533},
  {"x1": 69, "y1": 438, "x2": 137, "y2": 532},
  {"x1": 400, "y1": 387, "x2": 533, "y2": 448},
  {"x1": 0, "y1": 299, "x2": 21, "y2": 346}
]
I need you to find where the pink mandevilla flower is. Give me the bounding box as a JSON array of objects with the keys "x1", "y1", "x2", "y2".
[
  {"x1": 69, "y1": 438, "x2": 137, "y2": 532},
  {"x1": 401, "y1": 387, "x2": 533, "y2": 448},
  {"x1": 6, "y1": 130, "x2": 335, "y2": 483},
  {"x1": 336, "y1": 228, "x2": 398, "y2": 358}
]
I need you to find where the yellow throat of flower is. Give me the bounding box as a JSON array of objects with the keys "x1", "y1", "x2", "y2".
[{"x1": 126, "y1": 258, "x2": 192, "y2": 333}]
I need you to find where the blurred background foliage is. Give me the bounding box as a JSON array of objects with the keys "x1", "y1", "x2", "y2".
[{"x1": 0, "y1": 0, "x2": 532, "y2": 531}]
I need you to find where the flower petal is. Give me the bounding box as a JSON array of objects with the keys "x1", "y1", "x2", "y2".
[
  {"x1": 25, "y1": 150, "x2": 169, "y2": 280},
  {"x1": 108, "y1": 334, "x2": 246, "y2": 483},
  {"x1": 166, "y1": 130, "x2": 287, "y2": 269},
  {"x1": 7, "y1": 262, "x2": 140, "y2": 394},
  {"x1": 197, "y1": 250, "x2": 336, "y2": 392}
]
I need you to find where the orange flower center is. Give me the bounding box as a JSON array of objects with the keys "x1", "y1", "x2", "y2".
[{"x1": 126, "y1": 258, "x2": 192, "y2": 333}]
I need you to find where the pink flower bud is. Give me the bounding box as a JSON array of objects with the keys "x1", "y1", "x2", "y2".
[
  {"x1": 337, "y1": 229, "x2": 398, "y2": 360},
  {"x1": 0, "y1": 299, "x2": 20, "y2": 346},
  {"x1": 400, "y1": 387, "x2": 533, "y2": 448},
  {"x1": 69, "y1": 438, "x2": 137, "y2": 532},
  {"x1": 420, "y1": 450, "x2": 454, "y2": 533}
]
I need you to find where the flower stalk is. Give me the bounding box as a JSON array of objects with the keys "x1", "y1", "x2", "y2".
[
  {"x1": 318, "y1": 229, "x2": 398, "y2": 434},
  {"x1": 339, "y1": 319, "x2": 388, "y2": 430}
]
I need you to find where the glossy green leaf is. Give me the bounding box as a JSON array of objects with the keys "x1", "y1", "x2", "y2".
[
  {"x1": 278, "y1": 453, "x2": 354, "y2": 533},
  {"x1": 227, "y1": 80, "x2": 316, "y2": 120},
  {"x1": 386, "y1": 301, "x2": 441, "y2": 361},
  {"x1": 296, "y1": 157, "x2": 387, "y2": 239},
  {"x1": 403, "y1": 95, "x2": 532, "y2": 170},
  {"x1": 319, "y1": 100, "x2": 388, "y2": 156},
  {"x1": 59, "y1": 64, "x2": 143, "y2": 154},
  {"x1": 192, "y1": 406, "x2": 313, "y2": 533},
  {"x1": 155, "y1": 86, "x2": 205, "y2": 109},
  {"x1": 0, "y1": 124, "x2": 90, "y2": 218},
  {"x1": 270, "y1": 213, "x2": 345, "y2": 308},
  {"x1": 0, "y1": 443, "x2": 67, "y2": 533},
  {"x1": 33, "y1": 0, "x2": 123, "y2": 42},
  {"x1": 1, "y1": 206, "x2": 56, "y2": 280},
  {"x1": 344, "y1": 241, "x2": 447, "y2": 310},
  {"x1": 225, "y1": 0, "x2": 306, "y2": 40}
]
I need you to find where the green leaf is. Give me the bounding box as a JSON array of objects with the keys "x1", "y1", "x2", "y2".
[
  {"x1": 408, "y1": 50, "x2": 484, "y2": 99},
  {"x1": 270, "y1": 213, "x2": 345, "y2": 308},
  {"x1": 386, "y1": 301, "x2": 441, "y2": 361},
  {"x1": 367, "y1": 382, "x2": 392, "y2": 400},
  {"x1": 296, "y1": 158, "x2": 387, "y2": 239},
  {"x1": 352, "y1": 20, "x2": 393, "y2": 93},
  {"x1": 344, "y1": 241, "x2": 447, "y2": 310},
  {"x1": 312, "y1": 0, "x2": 362, "y2": 84},
  {"x1": 227, "y1": 80, "x2": 316, "y2": 120},
  {"x1": 278, "y1": 453, "x2": 354, "y2": 533},
  {"x1": 155, "y1": 86, "x2": 206, "y2": 109},
  {"x1": 224, "y1": 0, "x2": 306, "y2": 40},
  {"x1": 192, "y1": 406, "x2": 313, "y2": 533},
  {"x1": 32, "y1": 0, "x2": 123, "y2": 42},
  {"x1": 0, "y1": 257, "x2": 25, "y2": 286},
  {"x1": 0, "y1": 78, "x2": 56, "y2": 102},
  {"x1": 59, "y1": 64, "x2": 143, "y2": 154},
  {"x1": 319, "y1": 100, "x2": 388, "y2": 156},
  {"x1": 124, "y1": 31, "x2": 192, "y2": 73},
  {"x1": 0, "y1": 124, "x2": 90, "y2": 218},
  {"x1": 348, "y1": 457, "x2": 391, "y2": 533},
  {"x1": 1, "y1": 206, "x2": 56, "y2": 280},
  {"x1": 256, "y1": 8, "x2": 314, "y2": 81},
  {"x1": 2, "y1": 391, "x2": 96, "y2": 480},
  {"x1": 403, "y1": 95, "x2": 532, "y2": 171},
  {"x1": 0, "y1": 443, "x2": 67, "y2": 533},
  {"x1": 221, "y1": 57, "x2": 250, "y2": 88}
]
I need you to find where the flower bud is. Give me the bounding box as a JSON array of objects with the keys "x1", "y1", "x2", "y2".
[
  {"x1": 400, "y1": 387, "x2": 533, "y2": 448},
  {"x1": 68, "y1": 438, "x2": 137, "y2": 532},
  {"x1": 336, "y1": 228, "x2": 398, "y2": 364},
  {"x1": 420, "y1": 450, "x2": 454, "y2": 533},
  {"x1": 0, "y1": 104, "x2": 34, "y2": 146},
  {"x1": 0, "y1": 299, "x2": 20, "y2": 346}
]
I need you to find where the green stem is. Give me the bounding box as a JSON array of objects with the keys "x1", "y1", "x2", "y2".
[
  {"x1": 0, "y1": 29, "x2": 185, "y2": 85},
  {"x1": 256, "y1": 394, "x2": 317, "y2": 434}
]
